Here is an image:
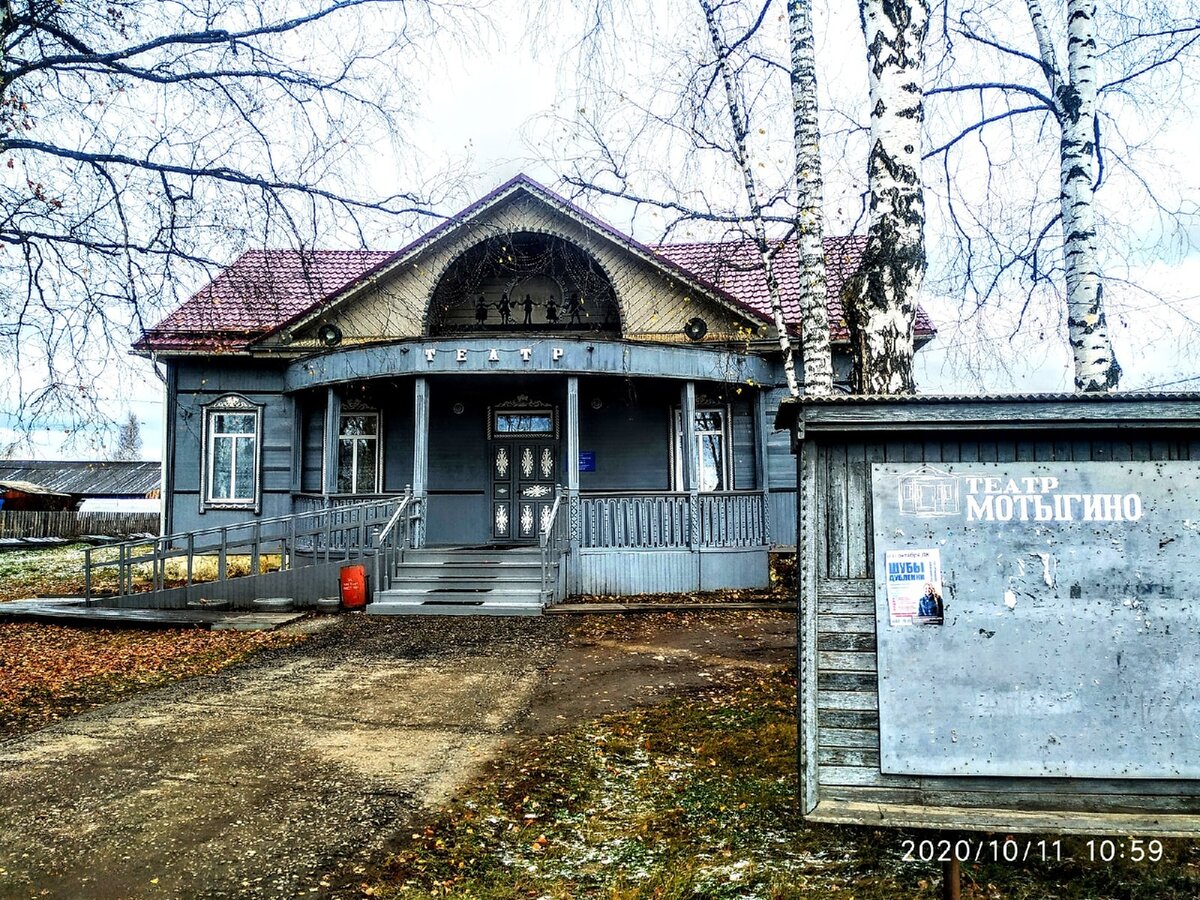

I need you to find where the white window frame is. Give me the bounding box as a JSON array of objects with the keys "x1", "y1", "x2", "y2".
[
  {"x1": 336, "y1": 411, "x2": 381, "y2": 494},
  {"x1": 201, "y1": 395, "x2": 263, "y2": 512},
  {"x1": 672, "y1": 405, "x2": 732, "y2": 493}
]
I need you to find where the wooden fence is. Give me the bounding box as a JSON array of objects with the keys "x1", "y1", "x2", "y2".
[
  {"x1": 580, "y1": 491, "x2": 766, "y2": 550},
  {"x1": 0, "y1": 511, "x2": 160, "y2": 540}
]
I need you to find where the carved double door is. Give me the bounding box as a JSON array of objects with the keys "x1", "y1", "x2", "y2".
[{"x1": 490, "y1": 440, "x2": 558, "y2": 542}]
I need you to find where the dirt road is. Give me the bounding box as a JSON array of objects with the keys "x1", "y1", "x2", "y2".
[{"x1": 0, "y1": 610, "x2": 793, "y2": 899}]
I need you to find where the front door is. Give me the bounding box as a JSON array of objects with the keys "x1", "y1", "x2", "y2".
[{"x1": 489, "y1": 405, "x2": 559, "y2": 543}]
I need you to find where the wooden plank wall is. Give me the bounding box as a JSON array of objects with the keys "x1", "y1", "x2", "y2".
[
  {"x1": 811, "y1": 431, "x2": 1200, "y2": 813},
  {"x1": 0, "y1": 512, "x2": 160, "y2": 539}
]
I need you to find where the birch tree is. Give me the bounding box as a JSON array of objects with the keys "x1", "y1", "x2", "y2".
[
  {"x1": 699, "y1": 0, "x2": 800, "y2": 397},
  {"x1": 924, "y1": 1, "x2": 1198, "y2": 391},
  {"x1": 788, "y1": 0, "x2": 833, "y2": 396},
  {"x1": 845, "y1": 0, "x2": 930, "y2": 395},
  {"x1": 1027, "y1": 0, "x2": 1120, "y2": 390}
]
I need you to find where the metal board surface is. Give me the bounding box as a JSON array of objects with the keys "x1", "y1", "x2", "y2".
[{"x1": 871, "y1": 461, "x2": 1200, "y2": 779}]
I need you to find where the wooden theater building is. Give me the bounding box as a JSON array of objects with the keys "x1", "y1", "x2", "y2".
[{"x1": 132, "y1": 175, "x2": 933, "y2": 613}]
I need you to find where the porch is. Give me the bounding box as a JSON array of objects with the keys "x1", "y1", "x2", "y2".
[
  {"x1": 145, "y1": 338, "x2": 790, "y2": 609},
  {"x1": 284, "y1": 348, "x2": 778, "y2": 595}
]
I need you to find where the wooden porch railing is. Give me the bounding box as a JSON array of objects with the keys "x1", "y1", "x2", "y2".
[
  {"x1": 292, "y1": 492, "x2": 395, "y2": 513},
  {"x1": 539, "y1": 488, "x2": 569, "y2": 602},
  {"x1": 84, "y1": 495, "x2": 405, "y2": 603},
  {"x1": 579, "y1": 490, "x2": 765, "y2": 549},
  {"x1": 372, "y1": 491, "x2": 423, "y2": 596}
]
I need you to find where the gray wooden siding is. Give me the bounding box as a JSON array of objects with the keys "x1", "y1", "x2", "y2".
[
  {"x1": 578, "y1": 378, "x2": 672, "y2": 491},
  {"x1": 807, "y1": 430, "x2": 1200, "y2": 814},
  {"x1": 577, "y1": 547, "x2": 768, "y2": 594},
  {"x1": 300, "y1": 394, "x2": 324, "y2": 493},
  {"x1": 731, "y1": 398, "x2": 755, "y2": 490},
  {"x1": 168, "y1": 361, "x2": 295, "y2": 535},
  {"x1": 425, "y1": 381, "x2": 491, "y2": 545},
  {"x1": 382, "y1": 389, "x2": 414, "y2": 493}
]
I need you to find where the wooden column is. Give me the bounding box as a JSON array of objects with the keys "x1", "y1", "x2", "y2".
[
  {"x1": 754, "y1": 387, "x2": 771, "y2": 545},
  {"x1": 162, "y1": 362, "x2": 177, "y2": 532},
  {"x1": 412, "y1": 377, "x2": 429, "y2": 548},
  {"x1": 681, "y1": 381, "x2": 699, "y2": 557},
  {"x1": 566, "y1": 377, "x2": 581, "y2": 582},
  {"x1": 323, "y1": 387, "x2": 341, "y2": 499},
  {"x1": 566, "y1": 377, "x2": 580, "y2": 494}
]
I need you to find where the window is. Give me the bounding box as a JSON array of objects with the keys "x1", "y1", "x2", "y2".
[
  {"x1": 203, "y1": 396, "x2": 261, "y2": 509},
  {"x1": 490, "y1": 405, "x2": 557, "y2": 437},
  {"x1": 336, "y1": 413, "x2": 380, "y2": 493},
  {"x1": 674, "y1": 407, "x2": 730, "y2": 492}
]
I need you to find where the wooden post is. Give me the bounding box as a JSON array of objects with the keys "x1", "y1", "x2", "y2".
[
  {"x1": 290, "y1": 394, "x2": 303, "y2": 498},
  {"x1": 754, "y1": 387, "x2": 771, "y2": 545},
  {"x1": 566, "y1": 377, "x2": 580, "y2": 583},
  {"x1": 412, "y1": 377, "x2": 429, "y2": 549},
  {"x1": 942, "y1": 858, "x2": 961, "y2": 900},
  {"x1": 682, "y1": 382, "x2": 700, "y2": 576},
  {"x1": 323, "y1": 387, "x2": 341, "y2": 497}
]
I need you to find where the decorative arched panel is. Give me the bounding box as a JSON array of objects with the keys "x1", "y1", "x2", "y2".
[{"x1": 427, "y1": 232, "x2": 621, "y2": 336}]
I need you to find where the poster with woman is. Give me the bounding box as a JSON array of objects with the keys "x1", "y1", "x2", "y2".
[{"x1": 884, "y1": 548, "x2": 944, "y2": 626}]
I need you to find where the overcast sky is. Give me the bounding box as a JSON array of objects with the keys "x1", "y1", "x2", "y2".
[{"x1": 8, "y1": 0, "x2": 1198, "y2": 460}]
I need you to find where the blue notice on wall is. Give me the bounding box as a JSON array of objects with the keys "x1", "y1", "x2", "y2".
[{"x1": 579, "y1": 451, "x2": 596, "y2": 472}]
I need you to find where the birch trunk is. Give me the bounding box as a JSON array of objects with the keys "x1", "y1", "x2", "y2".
[
  {"x1": 788, "y1": 0, "x2": 834, "y2": 396},
  {"x1": 1026, "y1": 0, "x2": 1121, "y2": 391},
  {"x1": 699, "y1": 0, "x2": 801, "y2": 398},
  {"x1": 848, "y1": 0, "x2": 929, "y2": 395}
]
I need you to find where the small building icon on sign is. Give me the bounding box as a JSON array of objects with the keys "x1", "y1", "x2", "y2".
[{"x1": 898, "y1": 465, "x2": 960, "y2": 517}]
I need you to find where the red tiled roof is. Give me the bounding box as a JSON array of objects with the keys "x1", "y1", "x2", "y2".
[
  {"x1": 138, "y1": 181, "x2": 935, "y2": 353},
  {"x1": 655, "y1": 235, "x2": 935, "y2": 342},
  {"x1": 135, "y1": 250, "x2": 395, "y2": 352}
]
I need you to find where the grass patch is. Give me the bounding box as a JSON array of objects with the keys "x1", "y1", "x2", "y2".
[
  {"x1": 0, "y1": 543, "x2": 285, "y2": 600},
  {"x1": 0, "y1": 622, "x2": 304, "y2": 735},
  {"x1": 368, "y1": 669, "x2": 1200, "y2": 899},
  {"x1": 0, "y1": 544, "x2": 96, "y2": 599}
]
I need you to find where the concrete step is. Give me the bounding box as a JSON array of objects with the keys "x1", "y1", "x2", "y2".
[
  {"x1": 378, "y1": 587, "x2": 543, "y2": 604},
  {"x1": 404, "y1": 549, "x2": 542, "y2": 564},
  {"x1": 372, "y1": 545, "x2": 553, "y2": 617},
  {"x1": 388, "y1": 580, "x2": 544, "y2": 595},
  {"x1": 368, "y1": 600, "x2": 543, "y2": 617},
  {"x1": 394, "y1": 562, "x2": 545, "y2": 577}
]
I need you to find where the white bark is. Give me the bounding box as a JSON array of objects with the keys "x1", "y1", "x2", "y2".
[
  {"x1": 1025, "y1": 0, "x2": 1121, "y2": 391},
  {"x1": 699, "y1": 0, "x2": 801, "y2": 398},
  {"x1": 849, "y1": 0, "x2": 929, "y2": 394},
  {"x1": 788, "y1": 0, "x2": 834, "y2": 396}
]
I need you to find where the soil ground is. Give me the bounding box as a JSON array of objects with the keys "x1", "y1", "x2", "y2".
[{"x1": 0, "y1": 610, "x2": 793, "y2": 900}]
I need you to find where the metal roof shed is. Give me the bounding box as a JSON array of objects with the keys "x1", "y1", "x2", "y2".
[{"x1": 776, "y1": 393, "x2": 1200, "y2": 836}]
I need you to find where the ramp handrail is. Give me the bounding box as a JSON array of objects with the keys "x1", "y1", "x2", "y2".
[
  {"x1": 83, "y1": 494, "x2": 406, "y2": 605},
  {"x1": 539, "y1": 488, "x2": 569, "y2": 603},
  {"x1": 372, "y1": 489, "x2": 423, "y2": 596}
]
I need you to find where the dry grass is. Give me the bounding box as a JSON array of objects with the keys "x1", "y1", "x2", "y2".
[
  {"x1": 0, "y1": 622, "x2": 304, "y2": 735},
  {"x1": 367, "y1": 669, "x2": 1200, "y2": 900}
]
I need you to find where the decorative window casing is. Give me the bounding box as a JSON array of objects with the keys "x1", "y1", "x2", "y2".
[
  {"x1": 488, "y1": 395, "x2": 558, "y2": 438},
  {"x1": 673, "y1": 406, "x2": 731, "y2": 492},
  {"x1": 202, "y1": 395, "x2": 262, "y2": 511},
  {"x1": 336, "y1": 412, "x2": 380, "y2": 494}
]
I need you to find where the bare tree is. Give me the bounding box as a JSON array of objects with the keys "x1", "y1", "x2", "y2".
[
  {"x1": 0, "y1": 0, "x2": 472, "y2": 442},
  {"x1": 542, "y1": 0, "x2": 838, "y2": 395},
  {"x1": 844, "y1": 0, "x2": 930, "y2": 395},
  {"x1": 110, "y1": 411, "x2": 142, "y2": 461},
  {"x1": 925, "y1": 1, "x2": 1200, "y2": 391}
]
